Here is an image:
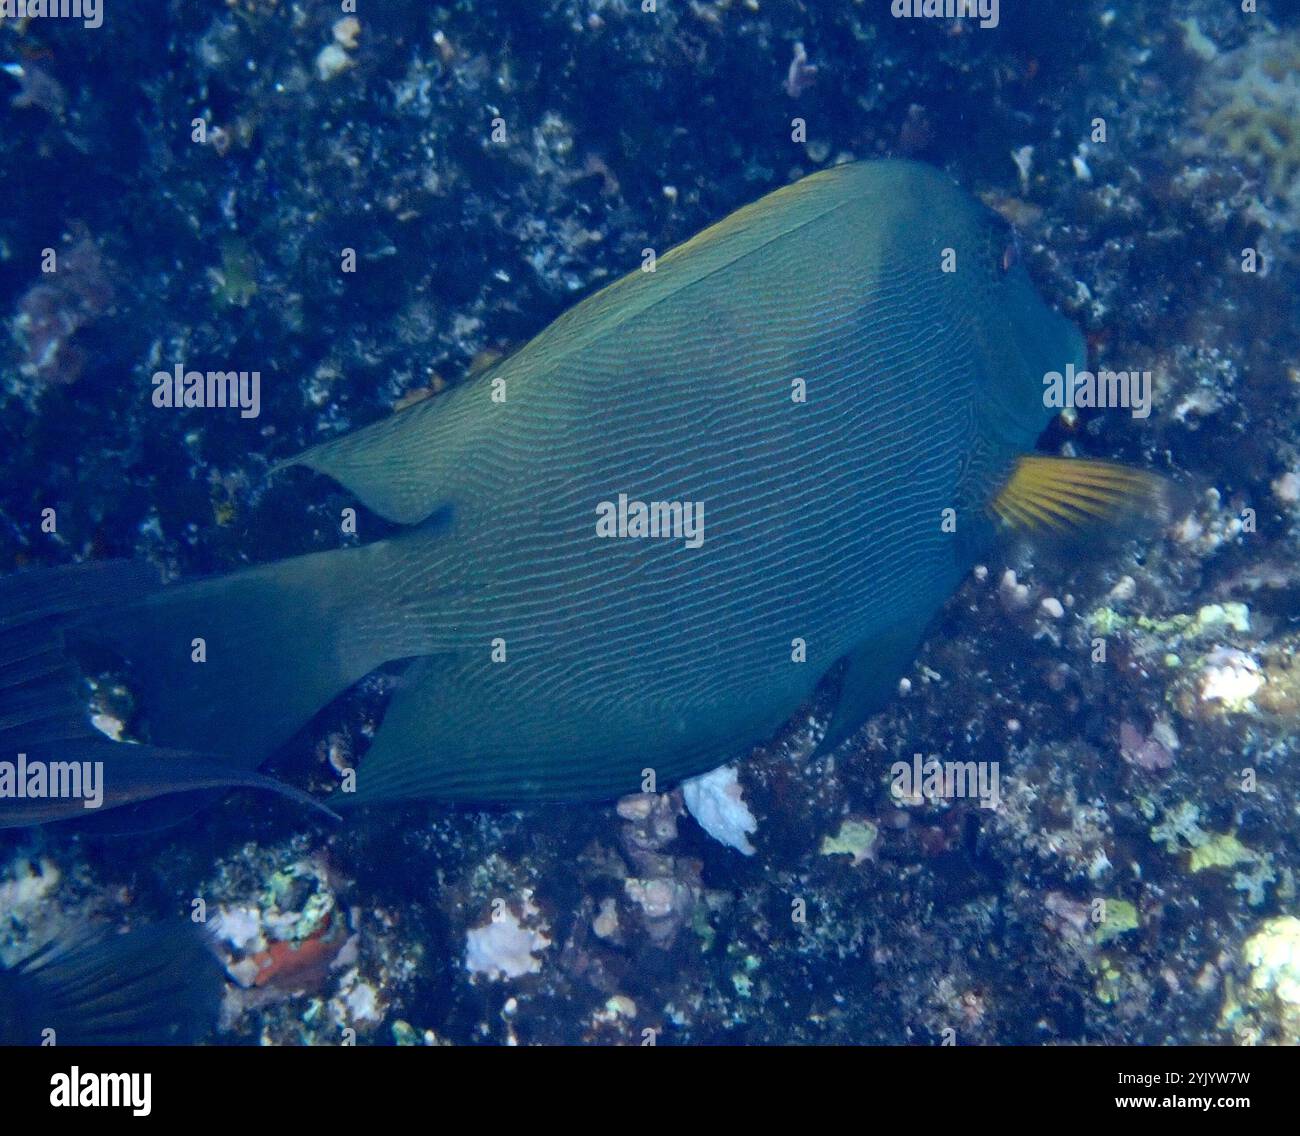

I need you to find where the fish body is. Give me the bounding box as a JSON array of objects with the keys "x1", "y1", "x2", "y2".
[{"x1": 5, "y1": 160, "x2": 1090, "y2": 810}]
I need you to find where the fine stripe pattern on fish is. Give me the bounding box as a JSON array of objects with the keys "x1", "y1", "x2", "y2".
[
  {"x1": 262, "y1": 160, "x2": 1082, "y2": 800},
  {"x1": 7, "y1": 159, "x2": 1127, "y2": 811}
]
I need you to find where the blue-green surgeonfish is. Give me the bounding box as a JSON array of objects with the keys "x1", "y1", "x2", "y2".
[{"x1": 0, "y1": 159, "x2": 1161, "y2": 820}]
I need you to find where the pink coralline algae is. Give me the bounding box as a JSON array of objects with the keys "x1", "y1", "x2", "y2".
[
  {"x1": 12, "y1": 233, "x2": 114, "y2": 388},
  {"x1": 1118, "y1": 720, "x2": 1175, "y2": 774}
]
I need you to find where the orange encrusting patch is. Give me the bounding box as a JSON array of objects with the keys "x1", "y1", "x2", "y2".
[
  {"x1": 992, "y1": 456, "x2": 1165, "y2": 533},
  {"x1": 249, "y1": 915, "x2": 342, "y2": 991}
]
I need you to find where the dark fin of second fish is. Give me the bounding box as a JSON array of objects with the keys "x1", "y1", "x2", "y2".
[
  {"x1": 0, "y1": 922, "x2": 225, "y2": 1045},
  {"x1": 990, "y1": 456, "x2": 1169, "y2": 535},
  {"x1": 810, "y1": 621, "x2": 925, "y2": 758}
]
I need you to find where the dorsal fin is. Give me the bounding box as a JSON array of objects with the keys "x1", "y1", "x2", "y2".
[
  {"x1": 274, "y1": 164, "x2": 875, "y2": 526},
  {"x1": 272, "y1": 384, "x2": 480, "y2": 525}
]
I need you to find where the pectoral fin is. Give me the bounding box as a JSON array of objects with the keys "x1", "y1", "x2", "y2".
[
  {"x1": 812, "y1": 623, "x2": 923, "y2": 757},
  {"x1": 991, "y1": 456, "x2": 1168, "y2": 533}
]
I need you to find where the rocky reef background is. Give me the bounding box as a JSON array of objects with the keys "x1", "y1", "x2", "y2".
[{"x1": 1, "y1": 0, "x2": 1299, "y2": 1044}]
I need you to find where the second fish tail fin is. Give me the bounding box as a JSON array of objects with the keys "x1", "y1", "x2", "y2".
[
  {"x1": 0, "y1": 921, "x2": 225, "y2": 1045},
  {"x1": 84, "y1": 544, "x2": 398, "y2": 765}
]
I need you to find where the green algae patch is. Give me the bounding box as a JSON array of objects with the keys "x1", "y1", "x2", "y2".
[
  {"x1": 1189, "y1": 833, "x2": 1256, "y2": 873},
  {"x1": 1086, "y1": 602, "x2": 1251, "y2": 643},
  {"x1": 1151, "y1": 802, "x2": 1258, "y2": 876},
  {"x1": 1086, "y1": 607, "x2": 1126, "y2": 637},
  {"x1": 819, "y1": 819, "x2": 878, "y2": 865},
  {"x1": 1094, "y1": 899, "x2": 1139, "y2": 945}
]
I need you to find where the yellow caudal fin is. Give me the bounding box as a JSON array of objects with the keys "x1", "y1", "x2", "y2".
[{"x1": 991, "y1": 456, "x2": 1168, "y2": 533}]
